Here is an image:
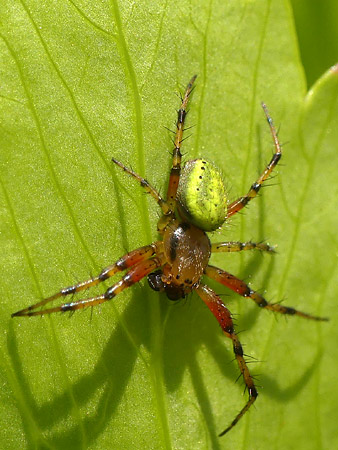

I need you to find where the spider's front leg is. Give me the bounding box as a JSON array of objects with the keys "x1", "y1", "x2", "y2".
[
  {"x1": 196, "y1": 283, "x2": 257, "y2": 436},
  {"x1": 12, "y1": 243, "x2": 162, "y2": 317},
  {"x1": 13, "y1": 257, "x2": 163, "y2": 316},
  {"x1": 205, "y1": 265, "x2": 328, "y2": 321}
]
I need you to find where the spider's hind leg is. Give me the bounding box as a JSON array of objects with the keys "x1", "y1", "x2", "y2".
[
  {"x1": 112, "y1": 76, "x2": 197, "y2": 234},
  {"x1": 226, "y1": 103, "x2": 282, "y2": 218},
  {"x1": 166, "y1": 75, "x2": 197, "y2": 210}
]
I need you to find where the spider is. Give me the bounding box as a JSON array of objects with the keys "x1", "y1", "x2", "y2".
[{"x1": 12, "y1": 76, "x2": 328, "y2": 436}]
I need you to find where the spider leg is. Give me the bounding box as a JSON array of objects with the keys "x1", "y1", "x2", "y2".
[
  {"x1": 205, "y1": 265, "x2": 329, "y2": 321},
  {"x1": 226, "y1": 103, "x2": 282, "y2": 218},
  {"x1": 166, "y1": 75, "x2": 197, "y2": 210},
  {"x1": 196, "y1": 283, "x2": 257, "y2": 436},
  {"x1": 12, "y1": 258, "x2": 162, "y2": 317},
  {"x1": 112, "y1": 158, "x2": 171, "y2": 216},
  {"x1": 12, "y1": 243, "x2": 162, "y2": 317},
  {"x1": 211, "y1": 241, "x2": 275, "y2": 253}
]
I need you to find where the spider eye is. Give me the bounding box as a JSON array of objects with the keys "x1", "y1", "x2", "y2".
[{"x1": 177, "y1": 159, "x2": 228, "y2": 231}]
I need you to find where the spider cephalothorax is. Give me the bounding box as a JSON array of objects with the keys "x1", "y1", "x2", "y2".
[
  {"x1": 149, "y1": 219, "x2": 211, "y2": 300},
  {"x1": 12, "y1": 76, "x2": 328, "y2": 436}
]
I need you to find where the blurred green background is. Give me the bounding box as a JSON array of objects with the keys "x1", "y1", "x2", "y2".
[{"x1": 291, "y1": 0, "x2": 338, "y2": 86}]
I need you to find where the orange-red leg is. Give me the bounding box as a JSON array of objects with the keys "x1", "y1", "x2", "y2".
[
  {"x1": 12, "y1": 258, "x2": 162, "y2": 317},
  {"x1": 166, "y1": 75, "x2": 197, "y2": 209},
  {"x1": 205, "y1": 265, "x2": 328, "y2": 321},
  {"x1": 12, "y1": 243, "x2": 161, "y2": 317},
  {"x1": 211, "y1": 241, "x2": 275, "y2": 253},
  {"x1": 227, "y1": 103, "x2": 282, "y2": 218},
  {"x1": 196, "y1": 283, "x2": 258, "y2": 436}
]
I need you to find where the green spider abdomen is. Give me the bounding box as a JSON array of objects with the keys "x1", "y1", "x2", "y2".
[{"x1": 177, "y1": 159, "x2": 227, "y2": 231}]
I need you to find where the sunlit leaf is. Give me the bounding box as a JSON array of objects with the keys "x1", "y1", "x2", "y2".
[{"x1": 1, "y1": 1, "x2": 337, "y2": 449}]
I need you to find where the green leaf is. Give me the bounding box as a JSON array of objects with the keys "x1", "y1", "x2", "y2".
[
  {"x1": 290, "y1": 0, "x2": 338, "y2": 87},
  {"x1": 1, "y1": 1, "x2": 337, "y2": 449}
]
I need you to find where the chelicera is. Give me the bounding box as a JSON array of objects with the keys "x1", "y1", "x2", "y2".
[{"x1": 12, "y1": 76, "x2": 328, "y2": 435}]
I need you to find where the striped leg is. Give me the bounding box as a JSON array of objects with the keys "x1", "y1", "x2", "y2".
[
  {"x1": 12, "y1": 258, "x2": 162, "y2": 317},
  {"x1": 196, "y1": 283, "x2": 258, "y2": 436},
  {"x1": 166, "y1": 75, "x2": 197, "y2": 209},
  {"x1": 12, "y1": 243, "x2": 161, "y2": 317},
  {"x1": 205, "y1": 265, "x2": 329, "y2": 321},
  {"x1": 227, "y1": 103, "x2": 282, "y2": 218},
  {"x1": 211, "y1": 241, "x2": 275, "y2": 253},
  {"x1": 112, "y1": 158, "x2": 171, "y2": 216}
]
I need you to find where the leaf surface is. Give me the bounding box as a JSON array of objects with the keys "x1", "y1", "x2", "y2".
[{"x1": 0, "y1": 1, "x2": 337, "y2": 449}]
